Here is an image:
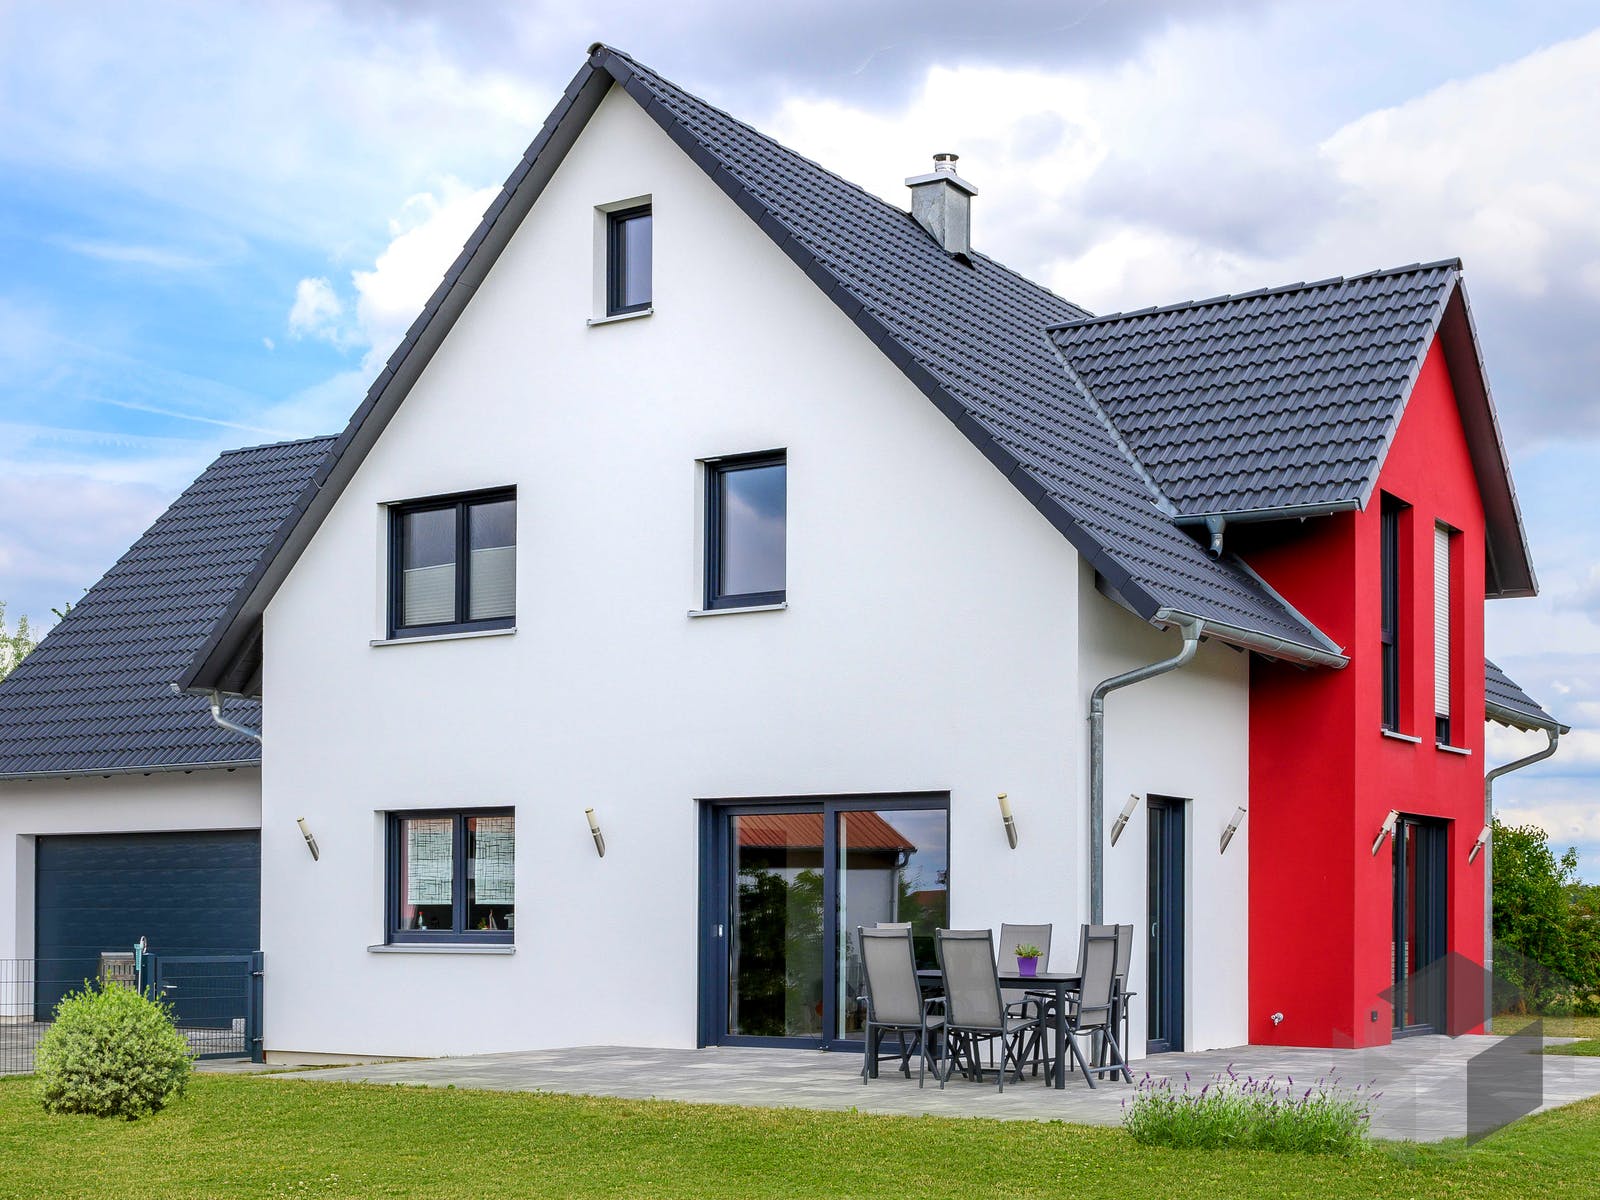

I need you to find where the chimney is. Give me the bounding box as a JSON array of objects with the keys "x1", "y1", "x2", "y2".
[{"x1": 905, "y1": 153, "x2": 977, "y2": 258}]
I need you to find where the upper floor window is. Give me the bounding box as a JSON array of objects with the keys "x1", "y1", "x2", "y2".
[
  {"x1": 607, "y1": 204, "x2": 652, "y2": 316},
  {"x1": 390, "y1": 490, "x2": 515, "y2": 638},
  {"x1": 388, "y1": 809, "x2": 514, "y2": 944},
  {"x1": 1379, "y1": 493, "x2": 1406, "y2": 732},
  {"x1": 1434, "y1": 521, "x2": 1457, "y2": 746},
  {"x1": 705, "y1": 452, "x2": 786, "y2": 610}
]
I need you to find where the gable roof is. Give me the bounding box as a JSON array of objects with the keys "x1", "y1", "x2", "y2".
[
  {"x1": 1049, "y1": 263, "x2": 1535, "y2": 597},
  {"x1": 0, "y1": 436, "x2": 332, "y2": 780},
  {"x1": 184, "y1": 43, "x2": 1347, "y2": 695},
  {"x1": 1485, "y1": 657, "x2": 1568, "y2": 734}
]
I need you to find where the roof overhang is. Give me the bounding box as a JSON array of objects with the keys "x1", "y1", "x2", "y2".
[
  {"x1": 1486, "y1": 701, "x2": 1570, "y2": 736},
  {"x1": 0, "y1": 759, "x2": 260, "y2": 784}
]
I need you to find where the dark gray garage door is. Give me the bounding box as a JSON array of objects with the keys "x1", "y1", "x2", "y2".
[{"x1": 34, "y1": 830, "x2": 259, "y2": 1017}]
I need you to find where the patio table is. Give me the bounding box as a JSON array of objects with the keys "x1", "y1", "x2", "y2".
[{"x1": 918, "y1": 968, "x2": 1081, "y2": 1088}]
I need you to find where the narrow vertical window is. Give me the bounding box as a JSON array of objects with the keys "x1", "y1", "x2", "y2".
[
  {"x1": 607, "y1": 204, "x2": 652, "y2": 315},
  {"x1": 705, "y1": 452, "x2": 786, "y2": 609},
  {"x1": 1434, "y1": 522, "x2": 1455, "y2": 745},
  {"x1": 1380, "y1": 494, "x2": 1404, "y2": 732}
]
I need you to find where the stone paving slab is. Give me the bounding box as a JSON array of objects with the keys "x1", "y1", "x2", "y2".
[{"x1": 275, "y1": 1034, "x2": 1600, "y2": 1142}]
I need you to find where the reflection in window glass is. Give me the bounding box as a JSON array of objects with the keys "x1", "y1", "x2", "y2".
[
  {"x1": 835, "y1": 808, "x2": 949, "y2": 1039},
  {"x1": 401, "y1": 508, "x2": 457, "y2": 626},
  {"x1": 609, "y1": 207, "x2": 652, "y2": 314},
  {"x1": 715, "y1": 460, "x2": 786, "y2": 601}
]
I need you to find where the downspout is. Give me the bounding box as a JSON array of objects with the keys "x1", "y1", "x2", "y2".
[
  {"x1": 208, "y1": 690, "x2": 263, "y2": 744},
  {"x1": 1088, "y1": 615, "x2": 1204, "y2": 923},
  {"x1": 1482, "y1": 724, "x2": 1560, "y2": 1031}
]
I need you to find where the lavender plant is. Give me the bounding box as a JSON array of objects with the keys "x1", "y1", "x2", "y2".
[{"x1": 1121, "y1": 1066, "x2": 1377, "y2": 1154}]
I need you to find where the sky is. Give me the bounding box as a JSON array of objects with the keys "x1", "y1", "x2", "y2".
[{"x1": 0, "y1": 0, "x2": 1596, "y2": 870}]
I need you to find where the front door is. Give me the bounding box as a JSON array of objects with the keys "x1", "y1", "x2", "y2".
[
  {"x1": 1147, "y1": 797, "x2": 1185, "y2": 1054},
  {"x1": 700, "y1": 796, "x2": 949, "y2": 1049},
  {"x1": 1393, "y1": 816, "x2": 1448, "y2": 1034}
]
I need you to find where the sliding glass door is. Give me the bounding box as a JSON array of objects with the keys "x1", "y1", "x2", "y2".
[{"x1": 702, "y1": 796, "x2": 948, "y2": 1049}]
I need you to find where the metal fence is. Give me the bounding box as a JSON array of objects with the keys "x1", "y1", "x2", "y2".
[{"x1": 0, "y1": 952, "x2": 262, "y2": 1075}]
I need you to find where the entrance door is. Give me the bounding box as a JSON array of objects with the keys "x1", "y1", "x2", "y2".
[
  {"x1": 1393, "y1": 817, "x2": 1448, "y2": 1034},
  {"x1": 1146, "y1": 797, "x2": 1185, "y2": 1054},
  {"x1": 701, "y1": 797, "x2": 948, "y2": 1049}
]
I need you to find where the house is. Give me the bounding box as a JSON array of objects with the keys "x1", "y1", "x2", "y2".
[{"x1": 0, "y1": 45, "x2": 1567, "y2": 1063}]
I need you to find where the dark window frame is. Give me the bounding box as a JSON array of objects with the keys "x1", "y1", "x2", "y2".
[
  {"x1": 704, "y1": 451, "x2": 787, "y2": 611},
  {"x1": 386, "y1": 808, "x2": 515, "y2": 945},
  {"x1": 1379, "y1": 493, "x2": 1405, "y2": 732},
  {"x1": 606, "y1": 204, "x2": 652, "y2": 316},
  {"x1": 388, "y1": 488, "x2": 515, "y2": 639},
  {"x1": 1434, "y1": 521, "x2": 1458, "y2": 748}
]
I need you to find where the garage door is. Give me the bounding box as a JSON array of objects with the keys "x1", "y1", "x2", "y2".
[{"x1": 34, "y1": 831, "x2": 259, "y2": 1018}]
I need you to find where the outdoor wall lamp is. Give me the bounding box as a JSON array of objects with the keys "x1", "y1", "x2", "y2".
[
  {"x1": 1469, "y1": 824, "x2": 1491, "y2": 865},
  {"x1": 1108, "y1": 794, "x2": 1140, "y2": 847},
  {"x1": 1219, "y1": 806, "x2": 1247, "y2": 854},
  {"x1": 998, "y1": 793, "x2": 1018, "y2": 849},
  {"x1": 585, "y1": 808, "x2": 607, "y2": 858},
  {"x1": 1371, "y1": 810, "x2": 1400, "y2": 856},
  {"x1": 296, "y1": 817, "x2": 320, "y2": 862}
]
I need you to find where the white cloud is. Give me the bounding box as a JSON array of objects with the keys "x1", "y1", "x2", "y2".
[
  {"x1": 351, "y1": 181, "x2": 500, "y2": 366},
  {"x1": 287, "y1": 277, "x2": 346, "y2": 343}
]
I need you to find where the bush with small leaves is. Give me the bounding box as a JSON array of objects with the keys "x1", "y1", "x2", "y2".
[{"x1": 35, "y1": 980, "x2": 193, "y2": 1120}]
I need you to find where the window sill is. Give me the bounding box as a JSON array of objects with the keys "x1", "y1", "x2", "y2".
[
  {"x1": 1380, "y1": 729, "x2": 1422, "y2": 744},
  {"x1": 367, "y1": 944, "x2": 515, "y2": 955},
  {"x1": 370, "y1": 627, "x2": 516, "y2": 648},
  {"x1": 587, "y1": 308, "x2": 653, "y2": 327},
  {"x1": 1435, "y1": 743, "x2": 1473, "y2": 757},
  {"x1": 687, "y1": 602, "x2": 788, "y2": 618}
]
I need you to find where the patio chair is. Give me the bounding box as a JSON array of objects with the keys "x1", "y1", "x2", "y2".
[
  {"x1": 933, "y1": 929, "x2": 1044, "y2": 1092},
  {"x1": 858, "y1": 925, "x2": 944, "y2": 1087},
  {"x1": 1107, "y1": 923, "x2": 1136, "y2": 1069},
  {"x1": 1062, "y1": 926, "x2": 1131, "y2": 1088}
]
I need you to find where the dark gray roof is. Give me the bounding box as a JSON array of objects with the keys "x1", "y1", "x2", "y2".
[
  {"x1": 1049, "y1": 263, "x2": 1459, "y2": 517},
  {"x1": 184, "y1": 43, "x2": 1347, "y2": 691},
  {"x1": 1048, "y1": 264, "x2": 1536, "y2": 598},
  {"x1": 1485, "y1": 658, "x2": 1568, "y2": 734},
  {"x1": 0, "y1": 436, "x2": 333, "y2": 779}
]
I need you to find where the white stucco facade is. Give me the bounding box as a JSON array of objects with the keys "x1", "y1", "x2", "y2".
[
  {"x1": 253, "y1": 86, "x2": 1251, "y2": 1062},
  {"x1": 0, "y1": 769, "x2": 260, "y2": 962}
]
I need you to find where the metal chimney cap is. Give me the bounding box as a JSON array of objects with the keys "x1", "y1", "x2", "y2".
[
  {"x1": 904, "y1": 153, "x2": 978, "y2": 195},
  {"x1": 933, "y1": 152, "x2": 959, "y2": 172}
]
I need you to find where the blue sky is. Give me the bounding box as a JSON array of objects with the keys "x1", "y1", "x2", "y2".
[{"x1": 1, "y1": 1, "x2": 1596, "y2": 870}]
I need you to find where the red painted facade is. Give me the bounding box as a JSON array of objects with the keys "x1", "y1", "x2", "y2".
[{"x1": 1242, "y1": 336, "x2": 1487, "y2": 1048}]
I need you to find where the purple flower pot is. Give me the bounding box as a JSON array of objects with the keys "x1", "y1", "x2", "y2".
[{"x1": 1018, "y1": 957, "x2": 1038, "y2": 977}]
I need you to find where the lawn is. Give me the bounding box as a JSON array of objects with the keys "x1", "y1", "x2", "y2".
[{"x1": 2, "y1": 1075, "x2": 1600, "y2": 1199}]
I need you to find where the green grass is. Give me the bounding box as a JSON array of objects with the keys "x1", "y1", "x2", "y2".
[
  {"x1": 1546, "y1": 1040, "x2": 1600, "y2": 1057},
  {"x1": 1, "y1": 1074, "x2": 1599, "y2": 1199},
  {"x1": 1494, "y1": 1013, "x2": 1600, "y2": 1039}
]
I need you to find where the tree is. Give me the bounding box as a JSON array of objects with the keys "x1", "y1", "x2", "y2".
[
  {"x1": 1493, "y1": 818, "x2": 1600, "y2": 1013},
  {"x1": 0, "y1": 602, "x2": 39, "y2": 681}
]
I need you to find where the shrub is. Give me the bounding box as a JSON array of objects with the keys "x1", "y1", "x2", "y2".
[
  {"x1": 35, "y1": 980, "x2": 193, "y2": 1120},
  {"x1": 1121, "y1": 1067, "x2": 1374, "y2": 1155}
]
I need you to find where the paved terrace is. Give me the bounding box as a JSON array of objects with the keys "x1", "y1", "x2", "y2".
[{"x1": 282, "y1": 1035, "x2": 1600, "y2": 1142}]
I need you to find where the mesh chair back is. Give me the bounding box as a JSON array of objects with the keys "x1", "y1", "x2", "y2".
[
  {"x1": 1075, "y1": 928, "x2": 1118, "y2": 1029},
  {"x1": 1113, "y1": 923, "x2": 1134, "y2": 983},
  {"x1": 936, "y1": 929, "x2": 1005, "y2": 1030},
  {"x1": 1073, "y1": 923, "x2": 1117, "y2": 976},
  {"x1": 997, "y1": 923, "x2": 1052, "y2": 973},
  {"x1": 859, "y1": 925, "x2": 924, "y2": 1026}
]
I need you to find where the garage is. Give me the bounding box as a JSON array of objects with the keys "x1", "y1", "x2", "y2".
[{"x1": 34, "y1": 830, "x2": 260, "y2": 1018}]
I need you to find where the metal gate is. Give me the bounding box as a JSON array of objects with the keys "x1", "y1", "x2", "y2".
[{"x1": 145, "y1": 952, "x2": 264, "y2": 1062}]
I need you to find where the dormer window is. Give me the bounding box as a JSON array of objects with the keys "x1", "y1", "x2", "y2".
[
  {"x1": 389, "y1": 490, "x2": 516, "y2": 638},
  {"x1": 606, "y1": 204, "x2": 652, "y2": 316}
]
